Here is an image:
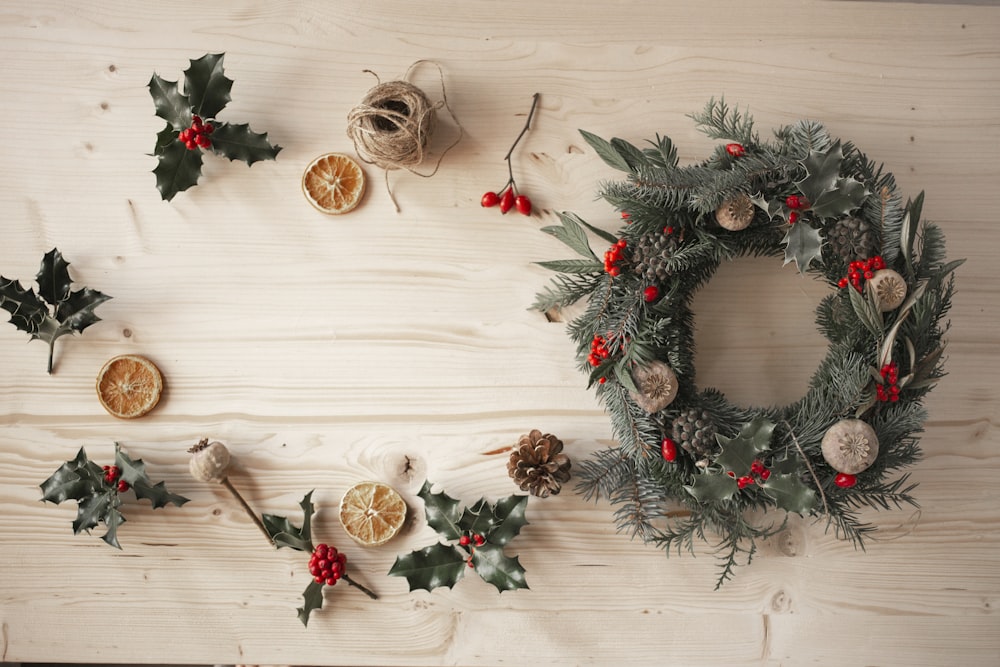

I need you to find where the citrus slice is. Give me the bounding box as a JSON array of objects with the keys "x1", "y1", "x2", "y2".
[
  {"x1": 96, "y1": 354, "x2": 163, "y2": 419},
  {"x1": 302, "y1": 152, "x2": 366, "y2": 214},
  {"x1": 339, "y1": 481, "x2": 407, "y2": 547}
]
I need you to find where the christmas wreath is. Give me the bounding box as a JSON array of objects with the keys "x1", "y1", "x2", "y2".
[{"x1": 534, "y1": 100, "x2": 962, "y2": 586}]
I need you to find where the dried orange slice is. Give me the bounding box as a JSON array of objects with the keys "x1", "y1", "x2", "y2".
[
  {"x1": 96, "y1": 354, "x2": 163, "y2": 419},
  {"x1": 302, "y1": 152, "x2": 366, "y2": 214},
  {"x1": 339, "y1": 481, "x2": 407, "y2": 547}
]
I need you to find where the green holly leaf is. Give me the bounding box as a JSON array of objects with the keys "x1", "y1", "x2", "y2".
[
  {"x1": 795, "y1": 141, "x2": 868, "y2": 219},
  {"x1": 147, "y1": 73, "x2": 192, "y2": 129},
  {"x1": 113, "y1": 444, "x2": 189, "y2": 510},
  {"x1": 208, "y1": 122, "x2": 282, "y2": 165},
  {"x1": 153, "y1": 124, "x2": 178, "y2": 157},
  {"x1": 471, "y1": 544, "x2": 529, "y2": 592},
  {"x1": 388, "y1": 542, "x2": 467, "y2": 592},
  {"x1": 100, "y1": 505, "x2": 125, "y2": 550},
  {"x1": 297, "y1": 580, "x2": 325, "y2": 627},
  {"x1": 715, "y1": 417, "x2": 775, "y2": 476},
  {"x1": 541, "y1": 212, "x2": 599, "y2": 261},
  {"x1": 762, "y1": 472, "x2": 817, "y2": 515},
  {"x1": 183, "y1": 52, "x2": 233, "y2": 119},
  {"x1": 781, "y1": 222, "x2": 824, "y2": 272},
  {"x1": 153, "y1": 140, "x2": 204, "y2": 201},
  {"x1": 459, "y1": 498, "x2": 498, "y2": 535},
  {"x1": 750, "y1": 193, "x2": 783, "y2": 220},
  {"x1": 261, "y1": 490, "x2": 315, "y2": 552},
  {"x1": 418, "y1": 480, "x2": 463, "y2": 540},
  {"x1": 40, "y1": 448, "x2": 99, "y2": 503},
  {"x1": 684, "y1": 470, "x2": 737, "y2": 502},
  {"x1": 0, "y1": 249, "x2": 111, "y2": 373},
  {"x1": 488, "y1": 494, "x2": 529, "y2": 547}
]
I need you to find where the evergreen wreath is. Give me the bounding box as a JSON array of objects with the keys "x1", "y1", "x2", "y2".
[{"x1": 534, "y1": 100, "x2": 962, "y2": 586}]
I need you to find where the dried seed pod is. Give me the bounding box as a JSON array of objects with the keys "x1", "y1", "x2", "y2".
[
  {"x1": 821, "y1": 419, "x2": 879, "y2": 475},
  {"x1": 868, "y1": 269, "x2": 907, "y2": 311},
  {"x1": 629, "y1": 361, "x2": 679, "y2": 413},
  {"x1": 715, "y1": 193, "x2": 754, "y2": 231},
  {"x1": 188, "y1": 438, "x2": 231, "y2": 483}
]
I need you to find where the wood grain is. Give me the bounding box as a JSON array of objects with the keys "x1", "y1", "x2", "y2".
[{"x1": 1, "y1": 1, "x2": 998, "y2": 665}]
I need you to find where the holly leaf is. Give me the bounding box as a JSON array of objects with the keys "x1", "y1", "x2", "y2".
[
  {"x1": 541, "y1": 212, "x2": 599, "y2": 261},
  {"x1": 488, "y1": 494, "x2": 529, "y2": 547},
  {"x1": 73, "y1": 492, "x2": 112, "y2": 535},
  {"x1": 683, "y1": 470, "x2": 737, "y2": 503},
  {"x1": 0, "y1": 249, "x2": 111, "y2": 373},
  {"x1": 147, "y1": 73, "x2": 191, "y2": 129},
  {"x1": 40, "y1": 447, "x2": 100, "y2": 504},
  {"x1": 183, "y1": 53, "x2": 233, "y2": 119},
  {"x1": 782, "y1": 222, "x2": 824, "y2": 272},
  {"x1": 795, "y1": 141, "x2": 868, "y2": 219},
  {"x1": 261, "y1": 490, "x2": 315, "y2": 552},
  {"x1": 715, "y1": 417, "x2": 775, "y2": 476},
  {"x1": 100, "y1": 505, "x2": 125, "y2": 550},
  {"x1": 750, "y1": 193, "x2": 783, "y2": 220},
  {"x1": 418, "y1": 480, "x2": 463, "y2": 540},
  {"x1": 296, "y1": 580, "x2": 325, "y2": 627},
  {"x1": 153, "y1": 123, "x2": 178, "y2": 156},
  {"x1": 153, "y1": 140, "x2": 204, "y2": 201},
  {"x1": 762, "y1": 472, "x2": 817, "y2": 515},
  {"x1": 208, "y1": 122, "x2": 282, "y2": 165},
  {"x1": 113, "y1": 445, "x2": 188, "y2": 510},
  {"x1": 388, "y1": 542, "x2": 467, "y2": 592},
  {"x1": 471, "y1": 544, "x2": 529, "y2": 592},
  {"x1": 459, "y1": 498, "x2": 498, "y2": 536}
]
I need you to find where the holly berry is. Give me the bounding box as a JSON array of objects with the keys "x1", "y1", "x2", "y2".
[
  {"x1": 308, "y1": 543, "x2": 347, "y2": 586},
  {"x1": 481, "y1": 192, "x2": 499, "y2": 207},
  {"x1": 788, "y1": 211, "x2": 799, "y2": 224},
  {"x1": 116, "y1": 480, "x2": 130, "y2": 493},
  {"x1": 459, "y1": 534, "x2": 471, "y2": 546},
  {"x1": 737, "y1": 475, "x2": 754, "y2": 490},
  {"x1": 661, "y1": 437, "x2": 678, "y2": 462},
  {"x1": 785, "y1": 195, "x2": 803, "y2": 210},
  {"x1": 725, "y1": 143, "x2": 745, "y2": 157},
  {"x1": 179, "y1": 115, "x2": 213, "y2": 151},
  {"x1": 499, "y1": 188, "x2": 515, "y2": 214},
  {"x1": 834, "y1": 473, "x2": 857, "y2": 488},
  {"x1": 643, "y1": 285, "x2": 660, "y2": 302},
  {"x1": 473, "y1": 534, "x2": 486, "y2": 547},
  {"x1": 515, "y1": 194, "x2": 532, "y2": 216}
]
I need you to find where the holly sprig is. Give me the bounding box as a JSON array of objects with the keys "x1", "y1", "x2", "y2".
[
  {"x1": 0, "y1": 248, "x2": 111, "y2": 374},
  {"x1": 148, "y1": 53, "x2": 281, "y2": 201},
  {"x1": 260, "y1": 491, "x2": 377, "y2": 627},
  {"x1": 388, "y1": 481, "x2": 529, "y2": 593},
  {"x1": 40, "y1": 443, "x2": 189, "y2": 549}
]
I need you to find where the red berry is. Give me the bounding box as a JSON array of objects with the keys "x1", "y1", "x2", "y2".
[
  {"x1": 515, "y1": 195, "x2": 532, "y2": 216},
  {"x1": 598, "y1": 377, "x2": 607, "y2": 384},
  {"x1": 326, "y1": 577, "x2": 337, "y2": 586},
  {"x1": 737, "y1": 476, "x2": 752, "y2": 489},
  {"x1": 760, "y1": 468, "x2": 771, "y2": 481},
  {"x1": 665, "y1": 226, "x2": 674, "y2": 234},
  {"x1": 661, "y1": 437, "x2": 678, "y2": 462},
  {"x1": 481, "y1": 191, "x2": 499, "y2": 207},
  {"x1": 314, "y1": 575, "x2": 324, "y2": 583},
  {"x1": 196, "y1": 134, "x2": 211, "y2": 148},
  {"x1": 185, "y1": 140, "x2": 197, "y2": 150},
  {"x1": 116, "y1": 480, "x2": 130, "y2": 493},
  {"x1": 467, "y1": 559, "x2": 475, "y2": 568},
  {"x1": 834, "y1": 473, "x2": 857, "y2": 488},
  {"x1": 725, "y1": 143, "x2": 745, "y2": 157},
  {"x1": 473, "y1": 534, "x2": 486, "y2": 546},
  {"x1": 788, "y1": 212, "x2": 799, "y2": 224},
  {"x1": 750, "y1": 460, "x2": 763, "y2": 474},
  {"x1": 202, "y1": 122, "x2": 214, "y2": 135},
  {"x1": 643, "y1": 286, "x2": 660, "y2": 302},
  {"x1": 608, "y1": 266, "x2": 620, "y2": 277},
  {"x1": 459, "y1": 535, "x2": 471, "y2": 546},
  {"x1": 864, "y1": 270, "x2": 874, "y2": 280},
  {"x1": 499, "y1": 188, "x2": 515, "y2": 214},
  {"x1": 838, "y1": 278, "x2": 849, "y2": 288},
  {"x1": 178, "y1": 129, "x2": 191, "y2": 142},
  {"x1": 785, "y1": 195, "x2": 802, "y2": 209},
  {"x1": 727, "y1": 470, "x2": 736, "y2": 478},
  {"x1": 620, "y1": 212, "x2": 630, "y2": 219}
]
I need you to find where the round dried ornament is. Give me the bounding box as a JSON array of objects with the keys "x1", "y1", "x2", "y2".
[
  {"x1": 629, "y1": 361, "x2": 678, "y2": 413},
  {"x1": 821, "y1": 419, "x2": 879, "y2": 475},
  {"x1": 868, "y1": 269, "x2": 907, "y2": 311},
  {"x1": 715, "y1": 192, "x2": 754, "y2": 231},
  {"x1": 508, "y1": 429, "x2": 572, "y2": 497},
  {"x1": 188, "y1": 438, "x2": 231, "y2": 483}
]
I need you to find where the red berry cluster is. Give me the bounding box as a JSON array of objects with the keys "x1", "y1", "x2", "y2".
[
  {"x1": 876, "y1": 361, "x2": 900, "y2": 402},
  {"x1": 482, "y1": 188, "x2": 531, "y2": 215},
  {"x1": 785, "y1": 194, "x2": 809, "y2": 224},
  {"x1": 587, "y1": 335, "x2": 611, "y2": 367},
  {"x1": 308, "y1": 543, "x2": 347, "y2": 587},
  {"x1": 178, "y1": 114, "x2": 213, "y2": 151},
  {"x1": 725, "y1": 143, "x2": 745, "y2": 157},
  {"x1": 834, "y1": 473, "x2": 857, "y2": 488},
  {"x1": 837, "y1": 255, "x2": 886, "y2": 291},
  {"x1": 102, "y1": 465, "x2": 129, "y2": 493},
  {"x1": 458, "y1": 532, "x2": 486, "y2": 567},
  {"x1": 603, "y1": 239, "x2": 627, "y2": 276},
  {"x1": 727, "y1": 459, "x2": 771, "y2": 489}
]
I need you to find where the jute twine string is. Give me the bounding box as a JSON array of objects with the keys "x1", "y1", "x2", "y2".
[{"x1": 346, "y1": 60, "x2": 463, "y2": 211}]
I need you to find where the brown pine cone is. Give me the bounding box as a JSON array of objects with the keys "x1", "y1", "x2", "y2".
[{"x1": 508, "y1": 430, "x2": 571, "y2": 498}]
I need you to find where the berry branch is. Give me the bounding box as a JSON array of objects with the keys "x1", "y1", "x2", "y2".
[{"x1": 482, "y1": 92, "x2": 540, "y2": 216}]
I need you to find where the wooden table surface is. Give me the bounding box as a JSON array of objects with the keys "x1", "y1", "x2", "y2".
[{"x1": 1, "y1": 1, "x2": 998, "y2": 665}]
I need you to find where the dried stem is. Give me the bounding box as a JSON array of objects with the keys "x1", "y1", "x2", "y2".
[
  {"x1": 221, "y1": 477, "x2": 273, "y2": 544},
  {"x1": 343, "y1": 573, "x2": 378, "y2": 600}
]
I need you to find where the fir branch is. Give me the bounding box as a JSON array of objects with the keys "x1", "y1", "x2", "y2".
[
  {"x1": 689, "y1": 98, "x2": 759, "y2": 145},
  {"x1": 532, "y1": 272, "x2": 602, "y2": 312}
]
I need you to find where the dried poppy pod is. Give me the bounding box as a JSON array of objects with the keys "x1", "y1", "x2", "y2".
[
  {"x1": 716, "y1": 193, "x2": 754, "y2": 231},
  {"x1": 630, "y1": 360, "x2": 679, "y2": 413},
  {"x1": 868, "y1": 269, "x2": 907, "y2": 311},
  {"x1": 821, "y1": 419, "x2": 879, "y2": 475},
  {"x1": 188, "y1": 438, "x2": 231, "y2": 483}
]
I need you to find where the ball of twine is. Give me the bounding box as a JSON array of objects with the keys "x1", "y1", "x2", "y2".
[{"x1": 346, "y1": 76, "x2": 438, "y2": 171}]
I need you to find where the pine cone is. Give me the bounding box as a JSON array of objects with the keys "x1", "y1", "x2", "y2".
[
  {"x1": 508, "y1": 430, "x2": 571, "y2": 498},
  {"x1": 632, "y1": 228, "x2": 680, "y2": 286},
  {"x1": 829, "y1": 216, "x2": 875, "y2": 263},
  {"x1": 671, "y1": 408, "x2": 718, "y2": 460}
]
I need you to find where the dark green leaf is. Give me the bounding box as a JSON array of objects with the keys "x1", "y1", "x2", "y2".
[
  {"x1": 36, "y1": 248, "x2": 71, "y2": 306},
  {"x1": 781, "y1": 222, "x2": 824, "y2": 272},
  {"x1": 153, "y1": 140, "x2": 204, "y2": 201},
  {"x1": 0, "y1": 276, "x2": 47, "y2": 337},
  {"x1": 73, "y1": 492, "x2": 111, "y2": 534},
  {"x1": 53, "y1": 287, "x2": 112, "y2": 336},
  {"x1": 115, "y1": 444, "x2": 147, "y2": 485},
  {"x1": 208, "y1": 122, "x2": 281, "y2": 166},
  {"x1": 683, "y1": 470, "x2": 737, "y2": 502},
  {"x1": 645, "y1": 133, "x2": 678, "y2": 169},
  {"x1": 534, "y1": 259, "x2": 603, "y2": 274},
  {"x1": 579, "y1": 129, "x2": 631, "y2": 172},
  {"x1": 459, "y1": 498, "x2": 497, "y2": 535},
  {"x1": 795, "y1": 141, "x2": 867, "y2": 219},
  {"x1": 715, "y1": 417, "x2": 774, "y2": 476},
  {"x1": 132, "y1": 480, "x2": 190, "y2": 510},
  {"x1": 261, "y1": 491, "x2": 314, "y2": 552},
  {"x1": 296, "y1": 580, "x2": 325, "y2": 627},
  {"x1": 750, "y1": 193, "x2": 783, "y2": 220},
  {"x1": 261, "y1": 513, "x2": 300, "y2": 542},
  {"x1": 147, "y1": 73, "x2": 191, "y2": 129},
  {"x1": 40, "y1": 449, "x2": 99, "y2": 504},
  {"x1": 487, "y1": 495, "x2": 528, "y2": 547},
  {"x1": 901, "y1": 192, "x2": 924, "y2": 279},
  {"x1": 848, "y1": 286, "x2": 884, "y2": 338},
  {"x1": 762, "y1": 472, "x2": 817, "y2": 515},
  {"x1": 541, "y1": 213, "x2": 599, "y2": 261},
  {"x1": 298, "y1": 490, "x2": 315, "y2": 545},
  {"x1": 100, "y1": 505, "x2": 124, "y2": 550},
  {"x1": 418, "y1": 480, "x2": 463, "y2": 540},
  {"x1": 571, "y1": 213, "x2": 619, "y2": 245},
  {"x1": 610, "y1": 137, "x2": 648, "y2": 171},
  {"x1": 183, "y1": 53, "x2": 232, "y2": 119},
  {"x1": 153, "y1": 123, "x2": 178, "y2": 156},
  {"x1": 471, "y1": 544, "x2": 529, "y2": 592},
  {"x1": 388, "y1": 542, "x2": 466, "y2": 592}
]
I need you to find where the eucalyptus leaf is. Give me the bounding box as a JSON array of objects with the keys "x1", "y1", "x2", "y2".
[
  {"x1": 534, "y1": 259, "x2": 603, "y2": 274},
  {"x1": 579, "y1": 129, "x2": 631, "y2": 172},
  {"x1": 541, "y1": 213, "x2": 599, "y2": 261},
  {"x1": 610, "y1": 137, "x2": 648, "y2": 171}
]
